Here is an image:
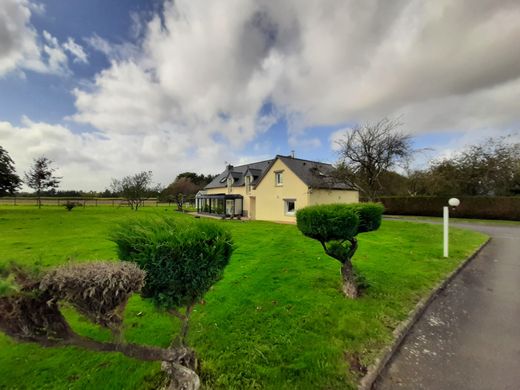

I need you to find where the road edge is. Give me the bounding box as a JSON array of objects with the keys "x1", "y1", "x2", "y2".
[{"x1": 358, "y1": 236, "x2": 492, "y2": 390}]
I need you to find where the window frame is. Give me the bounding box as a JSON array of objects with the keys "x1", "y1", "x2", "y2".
[
  {"x1": 284, "y1": 198, "x2": 296, "y2": 216},
  {"x1": 274, "y1": 170, "x2": 284, "y2": 186}
]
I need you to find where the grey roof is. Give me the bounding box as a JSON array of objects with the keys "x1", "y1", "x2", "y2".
[
  {"x1": 204, "y1": 155, "x2": 355, "y2": 190},
  {"x1": 204, "y1": 159, "x2": 274, "y2": 189}
]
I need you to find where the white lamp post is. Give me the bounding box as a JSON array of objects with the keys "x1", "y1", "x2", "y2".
[{"x1": 443, "y1": 198, "x2": 461, "y2": 257}]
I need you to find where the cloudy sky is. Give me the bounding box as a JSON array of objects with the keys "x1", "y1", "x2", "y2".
[{"x1": 1, "y1": 0, "x2": 519, "y2": 190}]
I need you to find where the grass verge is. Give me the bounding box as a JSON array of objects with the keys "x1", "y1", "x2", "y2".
[{"x1": 0, "y1": 206, "x2": 487, "y2": 389}]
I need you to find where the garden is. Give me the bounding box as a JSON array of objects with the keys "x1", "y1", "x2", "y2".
[{"x1": 0, "y1": 206, "x2": 487, "y2": 389}]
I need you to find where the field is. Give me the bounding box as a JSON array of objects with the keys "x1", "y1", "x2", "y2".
[{"x1": 0, "y1": 206, "x2": 487, "y2": 389}]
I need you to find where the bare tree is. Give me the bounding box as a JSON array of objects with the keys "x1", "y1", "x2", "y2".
[
  {"x1": 24, "y1": 156, "x2": 61, "y2": 208},
  {"x1": 111, "y1": 171, "x2": 159, "y2": 210},
  {"x1": 335, "y1": 118, "x2": 412, "y2": 200}
]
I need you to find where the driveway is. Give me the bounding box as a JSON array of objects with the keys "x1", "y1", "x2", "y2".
[{"x1": 375, "y1": 219, "x2": 520, "y2": 390}]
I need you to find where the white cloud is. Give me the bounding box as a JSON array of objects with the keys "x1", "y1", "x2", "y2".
[
  {"x1": 0, "y1": 117, "x2": 269, "y2": 190},
  {"x1": 71, "y1": 0, "x2": 520, "y2": 155},
  {"x1": 63, "y1": 37, "x2": 88, "y2": 64},
  {"x1": 0, "y1": 0, "x2": 88, "y2": 77}
]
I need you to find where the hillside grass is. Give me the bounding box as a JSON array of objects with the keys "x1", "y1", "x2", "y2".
[{"x1": 0, "y1": 206, "x2": 487, "y2": 389}]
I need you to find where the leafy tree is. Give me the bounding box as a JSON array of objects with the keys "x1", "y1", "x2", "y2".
[
  {"x1": 296, "y1": 203, "x2": 384, "y2": 298},
  {"x1": 111, "y1": 216, "x2": 233, "y2": 387},
  {"x1": 0, "y1": 146, "x2": 22, "y2": 196},
  {"x1": 111, "y1": 171, "x2": 160, "y2": 210},
  {"x1": 335, "y1": 118, "x2": 412, "y2": 200},
  {"x1": 161, "y1": 173, "x2": 215, "y2": 210},
  {"x1": 24, "y1": 157, "x2": 61, "y2": 208},
  {"x1": 161, "y1": 177, "x2": 200, "y2": 210}
]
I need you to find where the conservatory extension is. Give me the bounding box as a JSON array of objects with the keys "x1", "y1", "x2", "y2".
[{"x1": 195, "y1": 193, "x2": 243, "y2": 218}]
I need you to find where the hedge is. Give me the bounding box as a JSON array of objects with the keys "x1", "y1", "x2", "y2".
[{"x1": 375, "y1": 196, "x2": 520, "y2": 221}]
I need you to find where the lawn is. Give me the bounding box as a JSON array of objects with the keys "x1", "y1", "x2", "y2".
[{"x1": 0, "y1": 206, "x2": 487, "y2": 389}]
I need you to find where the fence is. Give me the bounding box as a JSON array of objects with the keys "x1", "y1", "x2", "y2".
[{"x1": 0, "y1": 197, "x2": 183, "y2": 207}]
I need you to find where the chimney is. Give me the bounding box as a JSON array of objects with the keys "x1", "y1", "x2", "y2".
[
  {"x1": 291, "y1": 150, "x2": 295, "y2": 158},
  {"x1": 227, "y1": 164, "x2": 234, "y2": 172}
]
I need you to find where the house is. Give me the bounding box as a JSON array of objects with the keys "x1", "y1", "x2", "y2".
[{"x1": 196, "y1": 155, "x2": 359, "y2": 222}]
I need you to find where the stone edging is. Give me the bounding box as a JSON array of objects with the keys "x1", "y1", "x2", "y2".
[{"x1": 358, "y1": 237, "x2": 492, "y2": 390}]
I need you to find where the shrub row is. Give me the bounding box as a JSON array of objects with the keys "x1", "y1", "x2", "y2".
[{"x1": 375, "y1": 196, "x2": 520, "y2": 221}]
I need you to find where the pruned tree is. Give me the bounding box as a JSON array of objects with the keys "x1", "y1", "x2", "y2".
[
  {"x1": 111, "y1": 171, "x2": 159, "y2": 211},
  {"x1": 335, "y1": 118, "x2": 412, "y2": 200},
  {"x1": 0, "y1": 146, "x2": 22, "y2": 196},
  {"x1": 111, "y1": 217, "x2": 233, "y2": 388},
  {"x1": 24, "y1": 156, "x2": 61, "y2": 208},
  {"x1": 296, "y1": 203, "x2": 384, "y2": 298},
  {"x1": 0, "y1": 263, "x2": 182, "y2": 364}
]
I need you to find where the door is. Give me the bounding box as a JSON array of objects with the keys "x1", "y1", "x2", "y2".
[{"x1": 249, "y1": 196, "x2": 256, "y2": 220}]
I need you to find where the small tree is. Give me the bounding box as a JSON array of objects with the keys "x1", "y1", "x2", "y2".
[
  {"x1": 296, "y1": 203, "x2": 384, "y2": 298},
  {"x1": 111, "y1": 171, "x2": 159, "y2": 210},
  {"x1": 24, "y1": 156, "x2": 61, "y2": 208},
  {"x1": 1, "y1": 218, "x2": 233, "y2": 390},
  {"x1": 0, "y1": 146, "x2": 22, "y2": 196},
  {"x1": 335, "y1": 118, "x2": 412, "y2": 200},
  {"x1": 111, "y1": 217, "x2": 233, "y2": 388}
]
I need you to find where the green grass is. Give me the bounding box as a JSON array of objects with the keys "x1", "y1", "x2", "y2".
[{"x1": 0, "y1": 206, "x2": 487, "y2": 389}]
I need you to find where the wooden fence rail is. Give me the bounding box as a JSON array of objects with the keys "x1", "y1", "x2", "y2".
[{"x1": 0, "y1": 197, "x2": 180, "y2": 207}]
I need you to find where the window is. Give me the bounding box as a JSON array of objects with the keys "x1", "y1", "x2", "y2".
[
  {"x1": 274, "y1": 170, "x2": 283, "y2": 186},
  {"x1": 284, "y1": 199, "x2": 296, "y2": 215},
  {"x1": 245, "y1": 175, "x2": 252, "y2": 193},
  {"x1": 227, "y1": 177, "x2": 233, "y2": 193}
]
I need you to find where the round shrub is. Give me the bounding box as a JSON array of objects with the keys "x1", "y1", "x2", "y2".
[
  {"x1": 345, "y1": 203, "x2": 384, "y2": 233},
  {"x1": 296, "y1": 204, "x2": 360, "y2": 242},
  {"x1": 111, "y1": 217, "x2": 233, "y2": 310}
]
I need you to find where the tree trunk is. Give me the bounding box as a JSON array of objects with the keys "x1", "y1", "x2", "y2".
[
  {"x1": 341, "y1": 261, "x2": 358, "y2": 298},
  {"x1": 162, "y1": 361, "x2": 200, "y2": 390},
  {"x1": 161, "y1": 347, "x2": 199, "y2": 390}
]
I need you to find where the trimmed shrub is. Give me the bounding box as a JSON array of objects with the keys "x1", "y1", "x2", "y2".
[
  {"x1": 40, "y1": 262, "x2": 145, "y2": 330},
  {"x1": 345, "y1": 202, "x2": 384, "y2": 233},
  {"x1": 111, "y1": 217, "x2": 233, "y2": 310},
  {"x1": 376, "y1": 196, "x2": 520, "y2": 221},
  {"x1": 296, "y1": 204, "x2": 360, "y2": 242}
]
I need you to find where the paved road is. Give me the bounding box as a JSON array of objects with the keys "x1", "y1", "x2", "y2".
[{"x1": 375, "y1": 220, "x2": 520, "y2": 390}]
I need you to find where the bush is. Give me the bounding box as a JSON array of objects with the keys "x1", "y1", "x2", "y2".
[
  {"x1": 0, "y1": 262, "x2": 145, "y2": 342},
  {"x1": 345, "y1": 202, "x2": 384, "y2": 233},
  {"x1": 40, "y1": 262, "x2": 145, "y2": 330},
  {"x1": 63, "y1": 201, "x2": 77, "y2": 211},
  {"x1": 376, "y1": 196, "x2": 520, "y2": 220},
  {"x1": 111, "y1": 217, "x2": 233, "y2": 310},
  {"x1": 296, "y1": 204, "x2": 359, "y2": 242}
]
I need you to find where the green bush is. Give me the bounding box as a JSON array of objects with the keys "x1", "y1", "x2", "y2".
[
  {"x1": 296, "y1": 204, "x2": 359, "y2": 242},
  {"x1": 111, "y1": 217, "x2": 233, "y2": 310},
  {"x1": 63, "y1": 201, "x2": 77, "y2": 211},
  {"x1": 345, "y1": 202, "x2": 384, "y2": 233},
  {"x1": 376, "y1": 196, "x2": 520, "y2": 221}
]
